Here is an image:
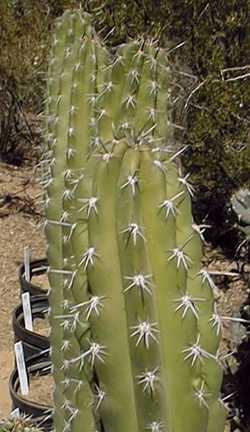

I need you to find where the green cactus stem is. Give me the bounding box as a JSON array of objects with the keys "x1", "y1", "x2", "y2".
[
  {"x1": 44, "y1": 11, "x2": 101, "y2": 431},
  {"x1": 44, "y1": 10, "x2": 227, "y2": 432}
]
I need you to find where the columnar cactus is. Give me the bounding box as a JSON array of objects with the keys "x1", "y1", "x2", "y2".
[{"x1": 43, "y1": 10, "x2": 227, "y2": 432}]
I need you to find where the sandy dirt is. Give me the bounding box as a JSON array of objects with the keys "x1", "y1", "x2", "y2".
[
  {"x1": 0, "y1": 161, "x2": 248, "y2": 431},
  {"x1": 0, "y1": 162, "x2": 45, "y2": 418}
]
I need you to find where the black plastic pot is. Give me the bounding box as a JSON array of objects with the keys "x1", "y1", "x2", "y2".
[
  {"x1": 9, "y1": 352, "x2": 53, "y2": 431},
  {"x1": 13, "y1": 295, "x2": 50, "y2": 360},
  {"x1": 19, "y1": 258, "x2": 48, "y2": 297}
]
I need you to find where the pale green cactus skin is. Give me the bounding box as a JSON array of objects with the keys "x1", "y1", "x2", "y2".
[{"x1": 43, "y1": 10, "x2": 227, "y2": 432}]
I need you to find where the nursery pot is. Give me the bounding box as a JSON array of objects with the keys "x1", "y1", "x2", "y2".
[
  {"x1": 19, "y1": 258, "x2": 48, "y2": 296},
  {"x1": 13, "y1": 295, "x2": 50, "y2": 360},
  {"x1": 9, "y1": 352, "x2": 53, "y2": 431}
]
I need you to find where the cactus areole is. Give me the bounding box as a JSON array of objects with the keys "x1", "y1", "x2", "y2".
[{"x1": 43, "y1": 10, "x2": 227, "y2": 432}]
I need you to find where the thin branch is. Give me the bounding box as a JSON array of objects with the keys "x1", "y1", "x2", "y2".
[
  {"x1": 172, "y1": 68, "x2": 198, "y2": 81},
  {"x1": 184, "y1": 79, "x2": 207, "y2": 109},
  {"x1": 223, "y1": 72, "x2": 250, "y2": 82},
  {"x1": 167, "y1": 40, "x2": 187, "y2": 55},
  {"x1": 221, "y1": 65, "x2": 250, "y2": 82},
  {"x1": 221, "y1": 65, "x2": 250, "y2": 74}
]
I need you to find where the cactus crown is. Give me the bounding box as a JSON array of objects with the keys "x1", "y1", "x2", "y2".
[{"x1": 43, "y1": 10, "x2": 227, "y2": 432}]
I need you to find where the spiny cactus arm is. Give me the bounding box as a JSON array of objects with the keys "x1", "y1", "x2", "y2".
[
  {"x1": 94, "y1": 41, "x2": 167, "y2": 151},
  {"x1": 175, "y1": 172, "x2": 226, "y2": 430},
  {"x1": 94, "y1": 40, "x2": 144, "y2": 145},
  {"x1": 133, "y1": 43, "x2": 159, "y2": 137},
  {"x1": 45, "y1": 12, "x2": 85, "y2": 431},
  {"x1": 140, "y1": 150, "x2": 209, "y2": 432},
  {"x1": 117, "y1": 147, "x2": 165, "y2": 428},
  {"x1": 116, "y1": 41, "x2": 146, "y2": 132},
  {"x1": 129, "y1": 44, "x2": 173, "y2": 148},
  {"x1": 58, "y1": 27, "x2": 108, "y2": 432},
  {"x1": 87, "y1": 141, "x2": 141, "y2": 432},
  {"x1": 45, "y1": 11, "x2": 94, "y2": 432},
  {"x1": 154, "y1": 49, "x2": 173, "y2": 144}
]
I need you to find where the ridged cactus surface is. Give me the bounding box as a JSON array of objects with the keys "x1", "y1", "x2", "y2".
[{"x1": 43, "y1": 10, "x2": 227, "y2": 432}]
